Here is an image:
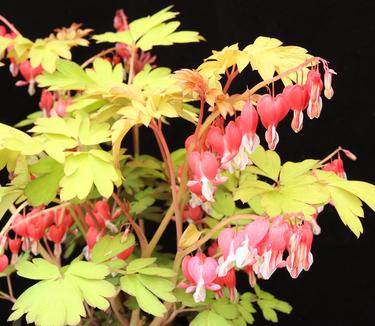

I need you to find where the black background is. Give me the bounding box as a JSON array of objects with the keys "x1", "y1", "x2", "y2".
[{"x1": 1, "y1": 0, "x2": 375, "y2": 325}]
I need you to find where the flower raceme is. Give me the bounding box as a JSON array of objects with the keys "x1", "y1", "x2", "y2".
[
  {"x1": 178, "y1": 217, "x2": 317, "y2": 304},
  {"x1": 218, "y1": 218, "x2": 316, "y2": 285}
]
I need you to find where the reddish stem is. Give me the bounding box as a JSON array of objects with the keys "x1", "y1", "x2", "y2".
[
  {"x1": 0, "y1": 15, "x2": 21, "y2": 35},
  {"x1": 150, "y1": 120, "x2": 183, "y2": 243}
]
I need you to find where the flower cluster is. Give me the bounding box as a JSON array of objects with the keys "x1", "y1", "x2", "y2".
[
  {"x1": 0, "y1": 200, "x2": 134, "y2": 273},
  {"x1": 180, "y1": 217, "x2": 317, "y2": 303}
]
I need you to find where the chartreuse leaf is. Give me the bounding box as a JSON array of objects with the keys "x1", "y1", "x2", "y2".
[
  {"x1": 37, "y1": 59, "x2": 94, "y2": 90},
  {"x1": 15, "y1": 258, "x2": 61, "y2": 280},
  {"x1": 198, "y1": 43, "x2": 251, "y2": 77},
  {"x1": 59, "y1": 149, "x2": 119, "y2": 201},
  {"x1": 248, "y1": 145, "x2": 281, "y2": 181},
  {"x1": 190, "y1": 310, "x2": 231, "y2": 326},
  {"x1": 243, "y1": 36, "x2": 310, "y2": 85},
  {"x1": 9, "y1": 259, "x2": 115, "y2": 326},
  {"x1": 0, "y1": 187, "x2": 23, "y2": 221},
  {"x1": 314, "y1": 170, "x2": 375, "y2": 237},
  {"x1": 91, "y1": 233, "x2": 135, "y2": 263},
  {"x1": 93, "y1": 6, "x2": 203, "y2": 52},
  {"x1": 0, "y1": 123, "x2": 43, "y2": 157},
  {"x1": 279, "y1": 159, "x2": 318, "y2": 184},
  {"x1": 29, "y1": 39, "x2": 72, "y2": 73},
  {"x1": 25, "y1": 157, "x2": 64, "y2": 206}
]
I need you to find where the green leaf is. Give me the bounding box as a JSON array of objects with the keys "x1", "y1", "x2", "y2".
[
  {"x1": 174, "y1": 288, "x2": 204, "y2": 307},
  {"x1": 134, "y1": 276, "x2": 167, "y2": 317},
  {"x1": 212, "y1": 299, "x2": 239, "y2": 320},
  {"x1": 190, "y1": 310, "x2": 231, "y2": 326},
  {"x1": 211, "y1": 188, "x2": 236, "y2": 218},
  {"x1": 91, "y1": 233, "x2": 135, "y2": 263},
  {"x1": 257, "y1": 300, "x2": 278, "y2": 322},
  {"x1": 136, "y1": 274, "x2": 176, "y2": 302},
  {"x1": 136, "y1": 267, "x2": 175, "y2": 277},
  {"x1": 130, "y1": 196, "x2": 156, "y2": 215},
  {"x1": 248, "y1": 145, "x2": 281, "y2": 181},
  {"x1": 237, "y1": 305, "x2": 255, "y2": 324},
  {"x1": 254, "y1": 285, "x2": 292, "y2": 323},
  {"x1": 120, "y1": 274, "x2": 137, "y2": 296},
  {"x1": 25, "y1": 158, "x2": 64, "y2": 206},
  {"x1": 127, "y1": 258, "x2": 157, "y2": 272}
]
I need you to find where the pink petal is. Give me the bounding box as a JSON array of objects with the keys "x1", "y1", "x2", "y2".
[
  {"x1": 218, "y1": 228, "x2": 234, "y2": 259},
  {"x1": 245, "y1": 218, "x2": 269, "y2": 247}
]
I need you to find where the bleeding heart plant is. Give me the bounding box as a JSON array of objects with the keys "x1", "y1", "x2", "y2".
[{"x1": 0, "y1": 6, "x2": 374, "y2": 326}]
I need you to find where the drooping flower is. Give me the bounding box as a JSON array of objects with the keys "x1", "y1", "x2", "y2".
[
  {"x1": 305, "y1": 70, "x2": 323, "y2": 120},
  {"x1": 323, "y1": 157, "x2": 346, "y2": 179},
  {"x1": 257, "y1": 216, "x2": 289, "y2": 279},
  {"x1": 8, "y1": 237, "x2": 21, "y2": 265},
  {"x1": 283, "y1": 84, "x2": 309, "y2": 133},
  {"x1": 179, "y1": 254, "x2": 221, "y2": 303},
  {"x1": 285, "y1": 222, "x2": 314, "y2": 278},
  {"x1": 214, "y1": 267, "x2": 237, "y2": 301},
  {"x1": 183, "y1": 205, "x2": 204, "y2": 224},
  {"x1": 15, "y1": 61, "x2": 43, "y2": 95},
  {"x1": 0, "y1": 254, "x2": 9, "y2": 273},
  {"x1": 236, "y1": 101, "x2": 260, "y2": 154},
  {"x1": 187, "y1": 151, "x2": 227, "y2": 202},
  {"x1": 217, "y1": 218, "x2": 269, "y2": 277},
  {"x1": 256, "y1": 94, "x2": 289, "y2": 150},
  {"x1": 39, "y1": 90, "x2": 54, "y2": 116}
]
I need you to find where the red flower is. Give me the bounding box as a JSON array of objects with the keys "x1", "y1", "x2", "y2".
[{"x1": 256, "y1": 94, "x2": 288, "y2": 149}]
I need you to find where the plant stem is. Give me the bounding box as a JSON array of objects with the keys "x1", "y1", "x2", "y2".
[
  {"x1": 245, "y1": 57, "x2": 319, "y2": 98},
  {"x1": 0, "y1": 15, "x2": 21, "y2": 35},
  {"x1": 0, "y1": 201, "x2": 28, "y2": 240},
  {"x1": 67, "y1": 206, "x2": 87, "y2": 235},
  {"x1": 317, "y1": 146, "x2": 342, "y2": 166},
  {"x1": 6, "y1": 275, "x2": 14, "y2": 299},
  {"x1": 143, "y1": 205, "x2": 174, "y2": 257},
  {"x1": 81, "y1": 47, "x2": 117, "y2": 68},
  {"x1": 129, "y1": 309, "x2": 140, "y2": 326},
  {"x1": 112, "y1": 193, "x2": 148, "y2": 253},
  {"x1": 127, "y1": 45, "x2": 140, "y2": 157},
  {"x1": 110, "y1": 295, "x2": 129, "y2": 326},
  {"x1": 150, "y1": 120, "x2": 183, "y2": 243},
  {"x1": 37, "y1": 242, "x2": 57, "y2": 264},
  {"x1": 223, "y1": 66, "x2": 239, "y2": 93},
  {"x1": 0, "y1": 291, "x2": 16, "y2": 303}
]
